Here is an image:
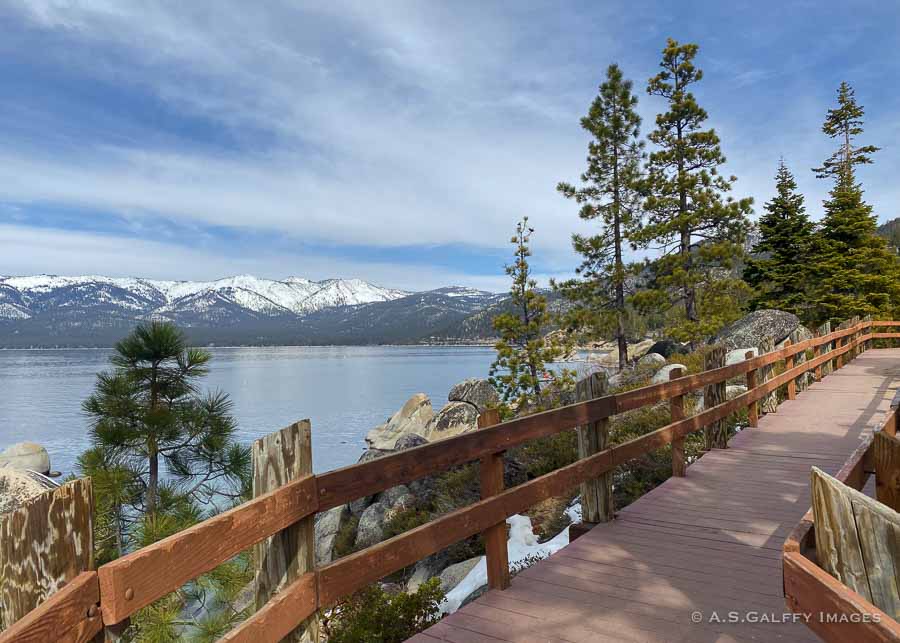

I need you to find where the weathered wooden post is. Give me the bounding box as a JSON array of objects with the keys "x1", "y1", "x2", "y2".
[
  {"x1": 789, "y1": 330, "x2": 809, "y2": 393},
  {"x1": 745, "y1": 353, "x2": 758, "y2": 428},
  {"x1": 575, "y1": 372, "x2": 613, "y2": 523},
  {"x1": 817, "y1": 321, "x2": 832, "y2": 379},
  {"x1": 758, "y1": 337, "x2": 778, "y2": 415},
  {"x1": 0, "y1": 478, "x2": 96, "y2": 633},
  {"x1": 875, "y1": 431, "x2": 900, "y2": 513},
  {"x1": 253, "y1": 421, "x2": 319, "y2": 643},
  {"x1": 477, "y1": 409, "x2": 510, "y2": 590},
  {"x1": 703, "y1": 344, "x2": 727, "y2": 449},
  {"x1": 784, "y1": 340, "x2": 796, "y2": 401},
  {"x1": 670, "y1": 368, "x2": 686, "y2": 476}
]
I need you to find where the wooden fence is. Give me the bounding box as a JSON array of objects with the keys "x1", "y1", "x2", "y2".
[
  {"x1": 3, "y1": 319, "x2": 900, "y2": 643},
  {"x1": 783, "y1": 385, "x2": 900, "y2": 642}
]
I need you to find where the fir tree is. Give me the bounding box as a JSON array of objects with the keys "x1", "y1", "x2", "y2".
[
  {"x1": 744, "y1": 160, "x2": 816, "y2": 319},
  {"x1": 809, "y1": 82, "x2": 900, "y2": 324},
  {"x1": 633, "y1": 39, "x2": 753, "y2": 344},
  {"x1": 490, "y1": 218, "x2": 570, "y2": 412},
  {"x1": 556, "y1": 63, "x2": 644, "y2": 371}
]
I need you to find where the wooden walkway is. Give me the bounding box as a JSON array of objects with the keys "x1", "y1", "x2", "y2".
[{"x1": 415, "y1": 348, "x2": 900, "y2": 643}]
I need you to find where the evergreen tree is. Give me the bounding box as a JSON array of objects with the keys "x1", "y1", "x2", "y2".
[
  {"x1": 82, "y1": 322, "x2": 249, "y2": 517},
  {"x1": 490, "y1": 218, "x2": 570, "y2": 412},
  {"x1": 80, "y1": 322, "x2": 252, "y2": 640},
  {"x1": 633, "y1": 39, "x2": 753, "y2": 344},
  {"x1": 809, "y1": 82, "x2": 900, "y2": 324},
  {"x1": 744, "y1": 160, "x2": 816, "y2": 318},
  {"x1": 556, "y1": 63, "x2": 644, "y2": 371}
]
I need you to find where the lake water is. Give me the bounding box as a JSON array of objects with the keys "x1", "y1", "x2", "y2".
[{"x1": 0, "y1": 346, "x2": 503, "y2": 476}]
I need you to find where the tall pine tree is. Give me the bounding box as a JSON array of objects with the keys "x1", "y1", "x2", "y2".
[
  {"x1": 809, "y1": 82, "x2": 900, "y2": 324},
  {"x1": 556, "y1": 63, "x2": 644, "y2": 371},
  {"x1": 633, "y1": 39, "x2": 753, "y2": 344},
  {"x1": 744, "y1": 160, "x2": 816, "y2": 319}
]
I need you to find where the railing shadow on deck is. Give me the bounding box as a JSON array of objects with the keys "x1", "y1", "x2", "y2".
[{"x1": 2, "y1": 320, "x2": 899, "y2": 643}]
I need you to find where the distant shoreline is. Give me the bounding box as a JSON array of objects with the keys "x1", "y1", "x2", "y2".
[{"x1": 0, "y1": 342, "x2": 498, "y2": 351}]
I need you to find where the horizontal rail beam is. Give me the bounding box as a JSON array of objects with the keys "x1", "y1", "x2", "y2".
[
  {"x1": 219, "y1": 572, "x2": 317, "y2": 642},
  {"x1": 98, "y1": 474, "x2": 318, "y2": 624},
  {"x1": 0, "y1": 571, "x2": 102, "y2": 643}
]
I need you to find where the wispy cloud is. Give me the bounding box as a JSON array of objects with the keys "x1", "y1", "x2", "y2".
[{"x1": 1, "y1": 1, "x2": 898, "y2": 289}]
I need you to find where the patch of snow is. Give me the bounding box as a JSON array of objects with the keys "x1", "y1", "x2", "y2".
[
  {"x1": 440, "y1": 514, "x2": 570, "y2": 614},
  {"x1": 564, "y1": 500, "x2": 582, "y2": 524}
]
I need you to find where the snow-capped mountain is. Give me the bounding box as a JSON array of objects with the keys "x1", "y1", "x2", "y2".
[
  {"x1": 0, "y1": 274, "x2": 408, "y2": 320},
  {"x1": 0, "y1": 275, "x2": 507, "y2": 347}
]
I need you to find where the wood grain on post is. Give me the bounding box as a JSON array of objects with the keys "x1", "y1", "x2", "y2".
[
  {"x1": 477, "y1": 409, "x2": 509, "y2": 591},
  {"x1": 0, "y1": 478, "x2": 94, "y2": 631},
  {"x1": 875, "y1": 431, "x2": 900, "y2": 513},
  {"x1": 575, "y1": 372, "x2": 613, "y2": 522},
  {"x1": 703, "y1": 344, "x2": 727, "y2": 450},
  {"x1": 253, "y1": 420, "x2": 319, "y2": 643},
  {"x1": 784, "y1": 340, "x2": 796, "y2": 400},
  {"x1": 669, "y1": 368, "x2": 686, "y2": 477},
  {"x1": 745, "y1": 352, "x2": 758, "y2": 428}
]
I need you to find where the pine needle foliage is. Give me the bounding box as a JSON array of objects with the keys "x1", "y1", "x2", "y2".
[
  {"x1": 490, "y1": 218, "x2": 572, "y2": 412},
  {"x1": 744, "y1": 160, "x2": 817, "y2": 318},
  {"x1": 807, "y1": 83, "x2": 900, "y2": 324},
  {"x1": 556, "y1": 63, "x2": 645, "y2": 371},
  {"x1": 633, "y1": 39, "x2": 753, "y2": 345}
]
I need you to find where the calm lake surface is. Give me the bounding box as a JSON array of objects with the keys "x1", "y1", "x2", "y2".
[{"x1": 0, "y1": 346, "x2": 502, "y2": 476}]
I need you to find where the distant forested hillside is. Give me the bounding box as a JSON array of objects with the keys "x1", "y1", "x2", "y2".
[{"x1": 877, "y1": 217, "x2": 900, "y2": 249}]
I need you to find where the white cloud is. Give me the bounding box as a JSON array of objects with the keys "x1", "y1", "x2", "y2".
[{"x1": 0, "y1": 223, "x2": 566, "y2": 292}]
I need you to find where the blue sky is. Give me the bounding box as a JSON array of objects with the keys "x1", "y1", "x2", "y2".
[{"x1": 0, "y1": 1, "x2": 898, "y2": 291}]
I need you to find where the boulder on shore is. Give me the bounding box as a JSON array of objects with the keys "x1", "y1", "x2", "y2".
[
  {"x1": 365, "y1": 394, "x2": 434, "y2": 450},
  {"x1": 637, "y1": 352, "x2": 667, "y2": 368},
  {"x1": 645, "y1": 339, "x2": 689, "y2": 359},
  {"x1": 713, "y1": 310, "x2": 802, "y2": 351},
  {"x1": 651, "y1": 364, "x2": 687, "y2": 384},
  {"x1": 448, "y1": 379, "x2": 499, "y2": 413},
  {"x1": 0, "y1": 469, "x2": 55, "y2": 515},
  {"x1": 422, "y1": 401, "x2": 479, "y2": 441},
  {"x1": 725, "y1": 347, "x2": 758, "y2": 365},
  {"x1": 314, "y1": 504, "x2": 349, "y2": 566},
  {"x1": 0, "y1": 442, "x2": 50, "y2": 474}
]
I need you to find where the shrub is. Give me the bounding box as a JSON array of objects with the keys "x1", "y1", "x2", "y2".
[
  {"x1": 333, "y1": 515, "x2": 360, "y2": 559},
  {"x1": 518, "y1": 430, "x2": 578, "y2": 478},
  {"x1": 322, "y1": 579, "x2": 445, "y2": 643},
  {"x1": 383, "y1": 508, "x2": 431, "y2": 540}
]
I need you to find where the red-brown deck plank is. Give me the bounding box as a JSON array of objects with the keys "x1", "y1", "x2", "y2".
[{"x1": 416, "y1": 349, "x2": 900, "y2": 642}]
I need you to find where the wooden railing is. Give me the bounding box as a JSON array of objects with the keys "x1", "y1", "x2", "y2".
[
  {"x1": 3, "y1": 319, "x2": 900, "y2": 643},
  {"x1": 783, "y1": 392, "x2": 900, "y2": 642}
]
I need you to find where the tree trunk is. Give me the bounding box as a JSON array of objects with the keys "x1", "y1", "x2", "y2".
[{"x1": 147, "y1": 444, "x2": 159, "y2": 514}]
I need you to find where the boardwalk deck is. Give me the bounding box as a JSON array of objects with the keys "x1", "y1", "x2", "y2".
[{"x1": 414, "y1": 348, "x2": 900, "y2": 643}]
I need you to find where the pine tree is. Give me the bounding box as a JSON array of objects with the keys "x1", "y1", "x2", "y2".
[
  {"x1": 633, "y1": 39, "x2": 753, "y2": 344},
  {"x1": 490, "y1": 218, "x2": 571, "y2": 412},
  {"x1": 744, "y1": 160, "x2": 816, "y2": 319},
  {"x1": 809, "y1": 82, "x2": 900, "y2": 324},
  {"x1": 80, "y1": 322, "x2": 252, "y2": 640},
  {"x1": 556, "y1": 63, "x2": 644, "y2": 371}
]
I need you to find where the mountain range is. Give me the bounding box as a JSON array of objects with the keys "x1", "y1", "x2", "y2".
[{"x1": 0, "y1": 275, "x2": 508, "y2": 347}]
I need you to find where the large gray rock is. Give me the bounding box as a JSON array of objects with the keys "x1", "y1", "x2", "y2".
[
  {"x1": 725, "y1": 347, "x2": 758, "y2": 366},
  {"x1": 393, "y1": 434, "x2": 428, "y2": 451},
  {"x1": 448, "y1": 379, "x2": 500, "y2": 413},
  {"x1": 0, "y1": 442, "x2": 50, "y2": 474},
  {"x1": 714, "y1": 310, "x2": 801, "y2": 351},
  {"x1": 439, "y1": 556, "x2": 481, "y2": 593},
  {"x1": 651, "y1": 364, "x2": 687, "y2": 385},
  {"x1": 355, "y1": 501, "x2": 388, "y2": 549},
  {"x1": 637, "y1": 352, "x2": 667, "y2": 368},
  {"x1": 422, "y1": 401, "x2": 479, "y2": 441},
  {"x1": 0, "y1": 469, "x2": 55, "y2": 515},
  {"x1": 314, "y1": 504, "x2": 349, "y2": 566},
  {"x1": 365, "y1": 394, "x2": 435, "y2": 450}
]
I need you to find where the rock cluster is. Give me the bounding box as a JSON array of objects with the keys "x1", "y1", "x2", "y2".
[{"x1": 713, "y1": 309, "x2": 804, "y2": 351}]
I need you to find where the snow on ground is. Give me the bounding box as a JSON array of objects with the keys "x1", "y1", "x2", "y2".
[{"x1": 440, "y1": 513, "x2": 572, "y2": 614}]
